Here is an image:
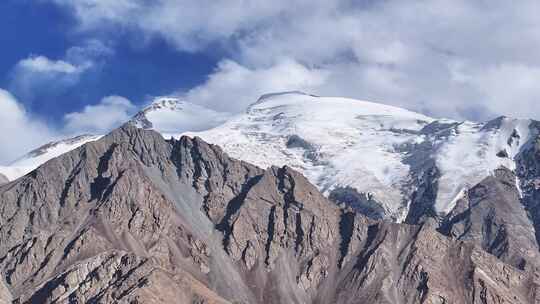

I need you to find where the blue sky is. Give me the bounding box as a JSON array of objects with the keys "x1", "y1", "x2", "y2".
[
  {"x1": 0, "y1": 0, "x2": 217, "y2": 124},
  {"x1": 2, "y1": 1, "x2": 540, "y2": 163}
]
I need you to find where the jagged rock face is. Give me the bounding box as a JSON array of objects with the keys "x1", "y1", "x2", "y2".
[
  {"x1": 517, "y1": 125, "x2": 540, "y2": 254},
  {"x1": 0, "y1": 126, "x2": 246, "y2": 303},
  {"x1": 0, "y1": 125, "x2": 538, "y2": 303},
  {"x1": 440, "y1": 168, "x2": 540, "y2": 271},
  {"x1": 330, "y1": 221, "x2": 538, "y2": 304},
  {"x1": 329, "y1": 186, "x2": 386, "y2": 220}
]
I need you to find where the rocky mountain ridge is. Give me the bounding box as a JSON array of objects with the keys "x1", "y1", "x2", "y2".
[{"x1": 0, "y1": 124, "x2": 538, "y2": 303}]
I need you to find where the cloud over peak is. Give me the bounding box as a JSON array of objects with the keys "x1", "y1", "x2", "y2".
[
  {"x1": 47, "y1": 0, "x2": 540, "y2": 121},
  {"x1": 0, "y1": 88, "x2": 135, "y2": 164},
  {"x1": 183, "y1": 59, "x2": 328, "y2": 112},
  {"x1": 63, "y1": 95, "x2": 136, "y2": 134},
  {"x1": 17, "y1": 56, "x2": 84, "y2": 74}
]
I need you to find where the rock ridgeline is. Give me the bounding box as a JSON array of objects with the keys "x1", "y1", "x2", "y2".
[{"x1": 0, "y1": 124, "x2": 538, "y2": 303}]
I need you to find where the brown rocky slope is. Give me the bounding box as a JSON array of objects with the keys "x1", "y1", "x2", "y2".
[{"x1": 0, "y1": 124, "x2": 538, "y2": 303}]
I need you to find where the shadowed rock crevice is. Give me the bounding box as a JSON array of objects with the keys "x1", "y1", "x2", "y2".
[
  {"x1": 90, "y1": 144, "x2": 117, "y2": 201},
  {"x1": 294, "y1": 212, "x2": 304, "y2": 254},
  {"x1": 329, "y1": 187, "x2": 385, "y2": 220},
  {"x1": 264, "y1": 206, "x2": 277, "y2": 266},
  {"x1": 58, "y1": 152, "x2": 87, "y2": 207},
  {"x1": 405, "y1": 164, "x2": 441, "y2": 224},
  {"x1": 217, "y1": 174, "x2": 263, "y2": 249},
  {"x1": 277, "y1": 166, "x2": 299, "y2": 243},
  {"x1": 353, "y1": 223, "x2": 385, "y2": 273},
  {"x1": 417, "y1": 271, "x2": 429, "y2": 304},
  {"x1": 338, "y1": 211, "x2": 355, "y2": 268}
]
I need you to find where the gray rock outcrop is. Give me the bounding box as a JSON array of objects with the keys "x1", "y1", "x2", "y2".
[{"x1": 440, "y1": 167, "x2": 540, "y2": 271}]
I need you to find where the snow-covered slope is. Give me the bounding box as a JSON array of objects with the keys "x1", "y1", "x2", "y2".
[
  {"x1": 185, "y1": 92, "x2": 433, "y2": 219},
  {"x1": 429, "y1": 117, "x2": 533, "y2": 213},
  {"x1": 0, "y1": 134, "x2": 102, "y2": 181},
  {"x1": 183, "y1": 92, "x2": 537, "y2": 220},
  {"x1": 131, "y1": 97, "x2": 231, "y2": 136},
  {"x1": 0, "y1": 173, "x2": 8, "y2": 185}
]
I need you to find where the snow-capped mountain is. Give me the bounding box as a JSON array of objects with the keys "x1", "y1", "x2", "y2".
[
  {"x1": 0, "y1": 134, "x2": 102, "y2": 181},
  {"x1": 1, "y1": 92, "x2": 536, "y2": 222},
  {"x1": 185, "y1": 92, "x2": 537, "y2": 220},
  {"x1": 185, "y1": 92, "x2": 433, "y2": 219},
  {"x1": 131, "y1": 97, "x2": 231, "y2": 136}
]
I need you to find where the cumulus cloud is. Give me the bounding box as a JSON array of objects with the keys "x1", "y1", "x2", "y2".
[
  {"x1": 63, "y1": 95, "x2": 136, "y2": 134},
  {"x1": 183, "y1": 59, "x2": 328, "y2": 112},
  {"x1": 11, "y1": 56, "x2": 88, "y2": 101},
  {"x1": 17, "y1": 56, "x2": 83, "y2": 74},
  {"x1": 0, "y1": 89, "x2": 56, "y2": 164},
  {"x1": 10, "y1": 40, "x2": 113, "y2": 102},
  {"x1": 0, "y1": 88, "x2": 134, "y2": 164},
  {"x1": 50, "y1": 0, "x2": 540, "y2": 120},
  {"x1": 50, "y1": 0, "x2": 299, "y2": 51}
]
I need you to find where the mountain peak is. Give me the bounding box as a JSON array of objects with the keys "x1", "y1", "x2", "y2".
[
  {"x1": 256, "y1": 90, "x2": 317, "y2": 102},
  {"x1": 250, "y1": 91, "x2": 434, "y2": 122},
  {"x1": 130, "y1": 97, "x2": 231, "y2": 135},
  {"x1": 144, "y1": 96, "x2": 186, "y2": 112}
]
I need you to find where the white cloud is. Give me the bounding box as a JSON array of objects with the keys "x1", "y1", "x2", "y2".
[
  {"x1": 63, "y1": 95, "x2": 136, "y2": 134},
  {"x1": 11, "y1": 56, "x2": 87, "y2": 101},
  {"x1": 0, "y1": 89, "x2": 134, "y2": 165},
  {"x1": 10, "y1": 40, "x2": 113, "y2": 102},
  {"x1": 65, "y1": 39, "x2": 115, "y2": 65},
  {"x1": 49, "y1": 0, "x2": 540, "y2": 120},
  {"x1": 183, "y1": 59, "x2": 327, "y2": 112},
  {"x1": 51, "y1": 0, "x2": 300, "y2": 51},
  {"x1": 450, "y1": 62, "x2": 540, "y2": 119},
  {"x1": 0, "y1": 89, "x2": 56, "y2": 164},
  {"x1": 17, "y1": 56, "x2": 83, "y2": 74}
]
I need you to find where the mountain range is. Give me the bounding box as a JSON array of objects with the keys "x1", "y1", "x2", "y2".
[
  {"x1": 1, "y1": 92, "x2": 540, "y2": 303},
  {"x1": 2, "y1": 92, "x2": 536, "y2": 222}
]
